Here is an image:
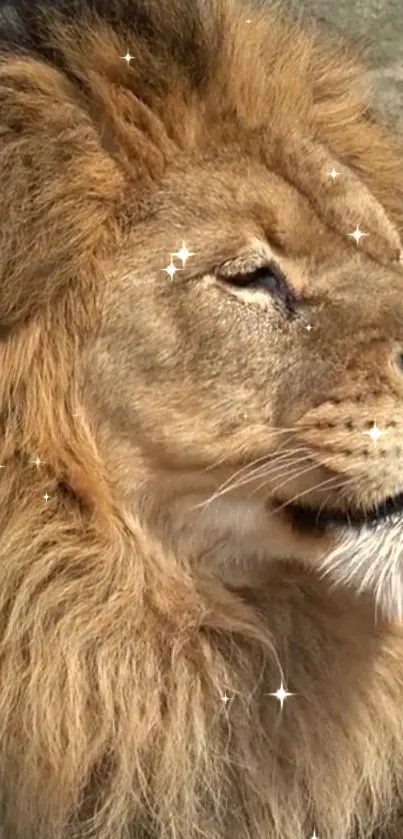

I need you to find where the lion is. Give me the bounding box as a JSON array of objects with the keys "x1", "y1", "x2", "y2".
[{"x1": 1, "y1": 0, "x2": 403, "y2": 836}]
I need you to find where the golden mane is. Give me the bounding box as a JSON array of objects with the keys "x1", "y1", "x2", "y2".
[{"x1": 0, "y1": 1, "x2": 403, "y2": 837}]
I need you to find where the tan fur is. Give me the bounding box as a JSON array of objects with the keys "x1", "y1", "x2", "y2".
[{"x1": 1, "y1": 0, "x2": 403, "y2": 836}]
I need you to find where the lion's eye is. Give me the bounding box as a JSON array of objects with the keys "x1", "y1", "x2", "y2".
[
  {"x1": 217, "y1": 263, "x2": 297, "y2": 309},
  {"x1": 222, "y1": 264, "x2": 283, "y2": 291}
]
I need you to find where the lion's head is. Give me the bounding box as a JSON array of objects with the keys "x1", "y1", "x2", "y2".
[
  {"x1": 2, "y1": 0, "x2": 403, "y2": 836},
  {"x1": 4, "y1": 0, "x2": 403, "y2": 610}
]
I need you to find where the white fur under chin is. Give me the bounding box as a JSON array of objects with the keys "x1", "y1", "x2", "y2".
[
  {"x1": 318, "y1": 517, "x2": 403, "y2": 623},
  {"x1": 149, "y1": 481, "x2": 403, "y2": 623}
]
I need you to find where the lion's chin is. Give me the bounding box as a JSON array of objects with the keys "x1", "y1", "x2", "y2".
[
  {"x1": 311, "y1": 514, "x2": 403, "y2": 624},
  {"x1": 271, "y1": 496, "x2": 403, "y2": 623}
]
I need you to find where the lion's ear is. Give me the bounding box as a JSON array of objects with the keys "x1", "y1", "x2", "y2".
[{"x1": 0, "y1": 51, "x2": 123, "y2": 333}]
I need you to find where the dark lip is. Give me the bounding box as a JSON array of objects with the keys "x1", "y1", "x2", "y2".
[{"x1": 282, "y1": 490, "x2": 403, "y2": 531}]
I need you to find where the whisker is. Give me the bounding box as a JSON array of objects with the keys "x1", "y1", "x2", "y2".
[
  {"x1": 198, "y1": 428, "x2": 303, "y2": 477},
  {"x1": 267, "y1": 471, "x2": 354, "y2": 516},
  {"x1": 312, "y1": 489, "x2": 335, "y2": 526},
  {"x1": 190, "y1": 447, "x2": 313, "y2": 512},
  {"x1": 279, "y1": 463, "x2": 363, "y2": 512},
  {"x1": 258, "y1": 449, "x2": 348, "y2": 498},
  {"x1": 241, "y1": 455, "x2": 334, "y2": 502},
  {"x1": 202, "y1": 452, "x2": 344, "y2": 515}
]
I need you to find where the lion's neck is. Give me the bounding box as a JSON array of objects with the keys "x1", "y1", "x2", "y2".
[{"x1": 120, "y1": 463, "x2": 334, "y2": 588}]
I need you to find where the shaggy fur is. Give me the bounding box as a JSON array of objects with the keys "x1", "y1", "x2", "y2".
[{"x1": 1, "y1": 0, "x2": 403, "y2": 837}]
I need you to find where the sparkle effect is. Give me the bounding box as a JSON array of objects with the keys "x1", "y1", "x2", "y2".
[
  {"x1": 161, "y1": 259, "x2": 179, "y2": 280},
  {"x1": 348, "y1": 225, "x2": 369, "y2": 244},
  {"x1": 267, "y1": 681, "x2": 296, "y2": 710},
  {"x1": 173, "y1": 242, "x2": 195, "y2": 266},
  {"x1": 161, "y1": 241, "x2": 195, "y2": 279},
  {"x1": 121, "y1": 50, "x2": 134, "y2": 65},
  {"x1": 363, "y1": 422, "x2": 388, "y2": 446}
]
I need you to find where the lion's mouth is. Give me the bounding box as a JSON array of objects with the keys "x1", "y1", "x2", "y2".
[{"x1": 278, "y1": 490, "x2": 403, "y2": 532}]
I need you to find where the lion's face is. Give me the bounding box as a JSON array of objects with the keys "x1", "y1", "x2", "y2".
[
  {"x1": 3, "y1": 0, "x2": 403, "y2": 619},
  {"x1": 81, "y1": 134, "x2": 403, "y2": 617}
]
